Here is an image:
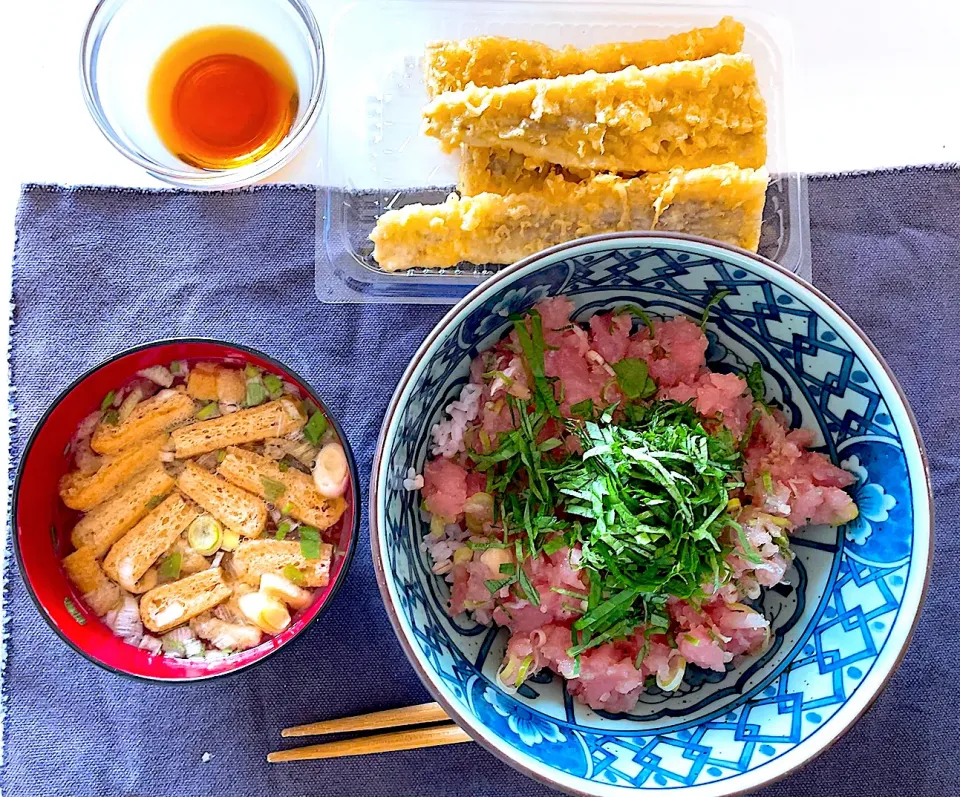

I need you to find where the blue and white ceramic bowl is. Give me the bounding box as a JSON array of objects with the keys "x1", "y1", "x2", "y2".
[{"x1": 370, "y1": 234, "x2": 933, "y2": 796}]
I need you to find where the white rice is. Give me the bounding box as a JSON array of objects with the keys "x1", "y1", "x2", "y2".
[
  {"x1": 402, "y1": 467, "x2": 424, "y2": 491},
  {"x1": 430, "y1": 383, "x2": 483, "y2": 457},
  {"x1": 419, "y1": 520, "x2": 469, "y2": 575}
]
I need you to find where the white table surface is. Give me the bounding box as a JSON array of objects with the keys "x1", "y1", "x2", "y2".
[{"x1": 0, "y1": 0, "x2": 956, "y2": 756}]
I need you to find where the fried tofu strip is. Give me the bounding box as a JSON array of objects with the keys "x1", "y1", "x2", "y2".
[
  {"x1": 90, "y1": 389, "x2": 195, "y2": 455},
  {"x1": 177, "y1": 461, "x2": 268, "y2": 539},
  {"x1": 186, "y1": 363, "x2": 220, "y2": 401},
  {"x1": 140, "y1": 567, "x2": 232, "y2": 634},
  {"x1": 425, "y1": 17, "x2": 745, "y2": 95},
  {"x1": 70, "y1": 462, "x2": 176, "y2": 556},
  {"x1": 217, "y1": 447, "x2": 347, "y2": 530},
  {"x1": 372, "y1": 165, "x2": 767, "y2": 270},
  {"x1": 103, "y1": 492, "x2": 201, "y2": 592},
  {"x1": 59, "y1": 434, "x2": 169, "y2": 511},
  {"x1": 171, "y1": 398, "x2": 306, "y2": 459},
  {"x1": 62, "y1": 547, "x2": 120, "y2": 615},
  {"x1": 186, "y1": 363, "x2": 246, "y2": 405},
  {"x1": 423, "y1": 54, "x2": 767, "y2": 174},
  {"x1": 231, "y1": 539, "x2": 333, "y2": 588}
]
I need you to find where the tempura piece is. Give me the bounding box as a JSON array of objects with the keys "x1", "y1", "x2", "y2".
[
  {"x1": 423, "y1": 54, "x2": 767, "y2": 174},
  {"x1": 171, "y1": 398, "x2": 306, "y2": 459},
  {"x1": 70, "y1": 462, "x2": 175, "y2": 556},
  {"x1": 177, "y1": 460, "x2": 268, "y2": 539},
  {"x1": 59, "y1": 434, "x2": 169, "y2": 511},
  {"x1": 90, "y1": 389, "x2": 195, "y2": 455},
  {"x1": 140, "y1": 567, "x2": 232, "y2": 634},
  {"x1": 103, "y1": 492, "x2": 201, "y2": 592},
  {"x1": 217, "y1": 447, "x2": 347, "y2": 530},
  {"x1": 653, "y1": 167, "x2": 767, "y2": 251},
  {"x1": 458, "y1": 146, "x2": 599, "y2": 196},
  {"x1": 371, "y1": 165, "x2": 767, "y2": 270},
  {"x1": 425, "y1": 17, "x2": 745, "y2": 95},
  {"x1": 231, "y1": 539, "x2": 333, "y2": 588}
]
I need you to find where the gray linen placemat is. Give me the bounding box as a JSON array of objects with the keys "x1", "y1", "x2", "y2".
[{"x1": 5, "y1": 169, "x2": 958, "y2": 796}]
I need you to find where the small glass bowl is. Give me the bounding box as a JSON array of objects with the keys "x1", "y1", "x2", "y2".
[{"x1": 80, "y1": 0, "x2": 325, "y2": 189}]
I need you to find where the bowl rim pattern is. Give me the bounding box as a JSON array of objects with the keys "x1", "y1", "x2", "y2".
[
  {"x1": 370, "y1": 231, "x2": 934, "y2": 796},
  {"x1": 12, "y1": 337, "x2": 361, "y2": 683}
]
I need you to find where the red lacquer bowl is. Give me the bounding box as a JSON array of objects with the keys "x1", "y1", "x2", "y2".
[{"x1": 13, "y1": 339, "x2": 359, "y2": 682}]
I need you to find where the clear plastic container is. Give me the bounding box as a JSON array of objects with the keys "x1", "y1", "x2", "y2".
[{"x1": 315, "y1": 1, "x2": 810, "y2": 304}]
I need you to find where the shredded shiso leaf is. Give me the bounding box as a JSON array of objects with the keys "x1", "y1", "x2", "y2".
[
  {"x1": 745, "y1": 362, "x2": 765, "y2": 403},
  {"x1": 468, "y1": 309, "x2": 747, "y2": 665},
  {"x1": 699, "y1": 290, "x2": 730, "y2": 328},
  {"x1": 610, "y1": 358, "x2": 657, "y2": 400}
]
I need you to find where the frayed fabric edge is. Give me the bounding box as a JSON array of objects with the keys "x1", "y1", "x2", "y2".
[{"x1": 1, "y1": 195, "x2": 24, "y2": 790}]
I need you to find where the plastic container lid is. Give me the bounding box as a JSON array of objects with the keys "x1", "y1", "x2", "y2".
[{"x1": 316, "y1": 0, "x2": 810, "y2": 304}]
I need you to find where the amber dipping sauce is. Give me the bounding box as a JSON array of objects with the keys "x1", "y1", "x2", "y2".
[{"x1": 148, "y1": 26, "x2": 299, "y2": 169}]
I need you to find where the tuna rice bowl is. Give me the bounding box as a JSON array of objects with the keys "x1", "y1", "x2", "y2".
[{"x1": 412, "y1": 297, "x2": 860, "y2": 714}]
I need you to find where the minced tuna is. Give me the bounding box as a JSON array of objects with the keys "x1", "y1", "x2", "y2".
[{"x1": 419, "y1": 298, "x2": 858, "y2": 713}]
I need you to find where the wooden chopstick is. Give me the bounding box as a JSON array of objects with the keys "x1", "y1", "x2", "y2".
[
  {"x1": 282, "y1": 701, "x2": 450, "y2": 738},
  {"x1": 268, "y1": 723, "x2": 472, "y2": 763}
]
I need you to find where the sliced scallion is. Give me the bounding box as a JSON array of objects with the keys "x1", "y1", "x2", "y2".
[
  {"x1": 245, "y1": 381, "x2": 268, "y2": 407},
  {"x1": 64, "y1": 597, "x2": 86, "y2": 625},
  {"x1": 158, "y1": 552, "x2": 182, "y2": 580},
  {"x1": 260, "y1": 476, "x2": 286, "y2": 503},
  {"x1": 263, "y1": 373, "x2": 284, "y2": 399},
  {"x1": 283, "y1": 564, "x2": 305, "y2": 586},
  {"x1": 303, "y1": 411, "x2": 328, "y2": 445},
  {"x1": 299, "y1": 526, "x2": 321, "y2": 560},
  {"x1": 196, "y1": 402, "x2": 219, "y2": 420}
]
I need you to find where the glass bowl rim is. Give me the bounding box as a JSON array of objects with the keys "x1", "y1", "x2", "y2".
[{"x1": 79, "y1": 0, "x2": 326, "y2": 190}]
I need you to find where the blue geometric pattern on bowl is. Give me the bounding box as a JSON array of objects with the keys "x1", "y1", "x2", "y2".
[{"x1": 373, "y1": 236, "x2": 931, "y2": 796}]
